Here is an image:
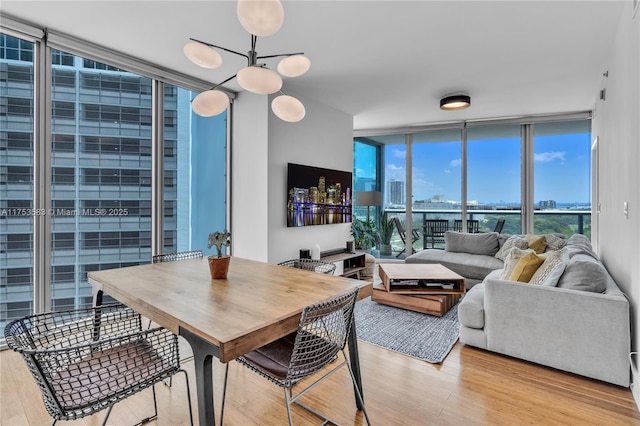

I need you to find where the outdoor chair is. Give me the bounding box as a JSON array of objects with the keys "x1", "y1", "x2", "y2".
[
  {"x1": 493, "y1": 219, "x2": 505, "y2": 233},
  {"x1": 219, "y1": 287, "x2": 370, "y2": 426},
  {"x1": 4, "y1": 303, "x2": 193, "y2": 426},
  {"x1": 393, "y1": 217, "x2": 420, "y2": 257},
  {"x1": 423, "y1": 219, "x2": 449, "y2": 249},
  {"x1": 453, "y1": 219, "x2": 480, "y2": 233},
  {"x1": 278, "y1": 258, "x2": 337, "y2": 275}
]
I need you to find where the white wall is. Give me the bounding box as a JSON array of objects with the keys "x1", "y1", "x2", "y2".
[
  {"x1": 267, "y1": 93, "x2": 354, "y2": 264},
  {"x1": 231, "y1": 92, "x2": 270, "y2": 262},
  {"x1": 231, "y1": 91, "x2": 354, "y2": 264},
  {"x1": 592, "y1": 2, "x2": 640, "y2": 350}
]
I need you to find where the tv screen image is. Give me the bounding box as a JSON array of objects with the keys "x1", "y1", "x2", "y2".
[{"x1": 287, "y1": 163, "x2": 353, "y2": 227}]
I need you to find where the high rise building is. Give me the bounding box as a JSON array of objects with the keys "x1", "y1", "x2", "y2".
[{"x1": 387, "y1": 180, "x2": 405, "y2": 206}]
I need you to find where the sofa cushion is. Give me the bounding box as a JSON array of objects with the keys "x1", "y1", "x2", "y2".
[
  {"x1": 500, "y1": 247, "x2": 534, "y2": 280},
  {"x1": 509, "y1": 251, "x2": 544, "y2": 282},
  {"x1": 557, "y1": 253, "x2": 608, "y2": 293},
  {"x1": 495, "y1": 235, "x2": 529, "y2": 261},
  {"x1": 458, "y1": 283, "x2": 485, "y2": 329},
  {"x1": 565, "y1": 233, "x2": 598, "y2": 259},
  {"x1": 405, "y1": 249, "x2": 503, "y2": 281},
  {"x1": 445, "y1": 231, "x2": 499, "y2": 256},
  {"x1": 525, "y1": 234, "x2": 547, "y2": 254},
  {"x1": 529, "y1": 248, "x2": 569, "y2": 286},
  {"x1": 544, "y1": 233, "x2": 567, "y2": 252}
]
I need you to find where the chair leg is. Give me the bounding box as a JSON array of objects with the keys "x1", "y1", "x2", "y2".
[
  {"x1": 283, "y1": 387, "x2": 294, "y2": 426},
  {"x1": 131, "y1": 385, "x2": 159, "y2": 426},
  {"x1": 220, "y1": 363, "x2": 230, "y2": 425},
  {"x1": 178, "y1": 369, "x2": 195, "y2": 426},
  {"x1": 344, "y1": 356, "x2": 371, "y2": 426}
]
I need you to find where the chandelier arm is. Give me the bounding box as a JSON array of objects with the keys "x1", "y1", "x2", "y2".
[
  {"x1": 189, "y1": 37, "x2": 249, "y2": 59},
  {"x1": 257, "y1": 52, "x2": 305, "y2": 60},
  {"x1": 211, "y1": 74, "x2": 238, "y2": 90}
]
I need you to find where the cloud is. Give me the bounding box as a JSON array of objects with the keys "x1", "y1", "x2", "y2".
[
  {"x1": 392, "y1": 148, "x2": 406, "y2": 159},
  {"x1": 450, "y1": 158, "x2": 462, "y2": 167},
  {"x1": 535, "y1": 151, "x2": 566, "y2": 164},
  {"x1": 443, "y1": 169, "x2": 451, "y2": 174}
]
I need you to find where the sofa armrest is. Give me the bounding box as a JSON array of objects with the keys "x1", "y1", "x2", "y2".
[{"x1": 484, "y1": 278, "x2": 630, "y2": 386}]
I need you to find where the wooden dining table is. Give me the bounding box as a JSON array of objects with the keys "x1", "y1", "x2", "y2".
[{"x1": 87, "y1": 256, "x2": 373, "y2": 426}]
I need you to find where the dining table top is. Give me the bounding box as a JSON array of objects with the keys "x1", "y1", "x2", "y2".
[{"x1": 87, "y1": 256, "x2": 372, "y2": 362}]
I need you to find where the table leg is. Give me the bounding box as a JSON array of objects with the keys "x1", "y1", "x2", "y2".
[
  {"x1": 348, "y1": 319, "x2": 364, "y2": 410},
  {"x1": 180, "y1": 327, "x2": 219, "y2": 426}
]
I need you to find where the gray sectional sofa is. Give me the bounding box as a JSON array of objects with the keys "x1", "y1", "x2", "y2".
[{"x1": 405, "y1": 232, "x2": 631, "y2": 387}]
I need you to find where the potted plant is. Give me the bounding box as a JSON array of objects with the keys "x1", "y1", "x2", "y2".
[
  {"x1": 207, "y1": 230, "x2": 231, "y2": 279},
  {"x1": 378, "y1": 213, "x2": 395, "y2": 256},
  {"x1": 351, "y1": 218, "x2": 377, "y2": 252}
]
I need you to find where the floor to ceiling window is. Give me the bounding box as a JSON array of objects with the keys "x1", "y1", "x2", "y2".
[
  {"x1": 163, "y1": 85, "x2": 227, "y2": 255},
  {"x1": 0, "y1": 29, "x2": 229, "y2": 332},
  {"x1": 533, "y1": 120, "x2": 591, "y2": 237},
  {"x1": 467, "y1": 124, "x2": 522, "y2": 234},
  {"x1": 0, "y1": 34, "x2": 34, "y2": 325},
  {"x1": 354, "y1": 116, "x2": 591, "y2": 257}
]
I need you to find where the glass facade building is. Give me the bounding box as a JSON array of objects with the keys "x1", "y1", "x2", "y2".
[{"x1": 1, "y1": 33, "x2": 228, "y2": 331}]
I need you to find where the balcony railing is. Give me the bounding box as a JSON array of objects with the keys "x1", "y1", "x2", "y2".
[{"x1": 379, "y1": 208, "x2": 591, "y2": 255}]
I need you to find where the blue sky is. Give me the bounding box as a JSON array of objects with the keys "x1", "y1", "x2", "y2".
[{"x1": 377, "y1": 132, "x2": 591, "y2": 206}]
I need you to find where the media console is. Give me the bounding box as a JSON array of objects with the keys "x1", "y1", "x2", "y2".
[{"x1": 320, "y1": 249, "x2": 366, "y2": 279}]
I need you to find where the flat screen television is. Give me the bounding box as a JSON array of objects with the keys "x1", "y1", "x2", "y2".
[{"x1": 287, "y1": 163, "x2": 352, "y2": 227}]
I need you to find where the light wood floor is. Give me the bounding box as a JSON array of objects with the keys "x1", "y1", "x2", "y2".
[{"x1": 2, "y1": 339, "x2": 640, "y2": 426}]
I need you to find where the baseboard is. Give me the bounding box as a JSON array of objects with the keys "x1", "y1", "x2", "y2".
[{"x1": 630, "y1": 353, "x2": 640, "y2": 411}]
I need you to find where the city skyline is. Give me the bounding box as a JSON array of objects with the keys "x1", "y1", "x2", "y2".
[{"x1": 358, "y1": 131, "x2": 591, "y2": 207}]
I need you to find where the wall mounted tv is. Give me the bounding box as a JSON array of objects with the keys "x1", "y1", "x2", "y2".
[{"x1": 287, "y1": 163, "x2": 353, "y2": 227}]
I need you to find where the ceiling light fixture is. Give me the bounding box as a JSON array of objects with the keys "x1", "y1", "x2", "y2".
[
  {"x1": 185, "y1": 0, "x2": 309, "y2": 123},
  {"x1": 440, "y1": 94, "x2": 471, "y2": 111}
]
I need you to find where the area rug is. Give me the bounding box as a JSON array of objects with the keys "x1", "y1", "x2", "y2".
[{"x1": 354, "y1": 297, "x2": 460, "y2": 364}]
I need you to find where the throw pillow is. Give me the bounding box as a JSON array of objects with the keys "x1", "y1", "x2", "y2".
[
  {"x1": 557, "y1": 253, "x2": 608, "y2": 293},
  {"x1": 444, "y1": 231, "x2": 500, "y2": 256},
  {"x1": 525, "y1": 234, "x2": 547, "y2": 254},
  {"x1": 499, "y1": 246, "x2": 534, "y2": 280},
  {"x1": 495, "y1": 235, "x2": 528, "y2": 261},
  {"x1": 544, "y1": 233, "x2": 567, "y2": 252},
  {"x1": 529, "y1": 248, "x2": 569, "y2": 286},
  {"x1": 508, "y1": 251, "x2": 544, "y2": 282}
]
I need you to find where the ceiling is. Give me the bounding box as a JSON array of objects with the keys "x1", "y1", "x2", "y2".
[{"x1": 1, "y1": 1, "x2": 626, "y2": 132}]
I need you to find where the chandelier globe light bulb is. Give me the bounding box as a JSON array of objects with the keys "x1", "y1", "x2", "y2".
[
  {"x1": 237, "y1": 0, "x2": 284, "y2": 37},
  {"x1": 271, "y1": 95, "x2": 305, "y2": 122},
  {"x1": 237, "y1": 66, "x2": 283, "y2": 94},
  {"x1": 192, "y1": 90, "x2": 230, "y2": 116},
  {"x1": 277, "y1": 55, "x2": 311, "y2": 78},
  {"x1": 183, "y1": 41, "x2": 223, "y2": 69}
]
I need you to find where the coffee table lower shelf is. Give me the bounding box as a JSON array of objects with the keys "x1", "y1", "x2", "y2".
[{"x1": 372, "y1": 283, "x2": 462, "y2": 317}]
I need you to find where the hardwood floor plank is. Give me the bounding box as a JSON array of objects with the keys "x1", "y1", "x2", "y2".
[{"x1": 3, "y1": 340, "x2": 640, "y2": 426}]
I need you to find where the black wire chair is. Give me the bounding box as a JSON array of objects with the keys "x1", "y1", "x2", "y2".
[
  {"x1": 4, "y1": 303, "x2": 193, "y2": 426},
  {"x1": 152, "y1": 249, "x2": 203, "y2": 263},
  {"x1": 150, "y1": 249, "x2": 204, "y2": 383},
  {"x1": 219, "y1": 287, "x2": 370, "y2": 425},
  {"x1": 278, "y1": 258, "x2": 337, "y2": 275}
]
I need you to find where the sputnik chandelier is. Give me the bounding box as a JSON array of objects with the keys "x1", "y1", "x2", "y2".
[{"x1": 184, "y1": 0, "x2": 310, "y2": 122}]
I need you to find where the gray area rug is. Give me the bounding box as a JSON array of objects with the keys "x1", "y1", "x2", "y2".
[{"x1": 354, "y1": 297, "x2": 460, "y2": 364}]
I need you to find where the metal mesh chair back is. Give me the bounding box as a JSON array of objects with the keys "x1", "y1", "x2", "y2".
[
  {"x1": 152, "y1": 250, "x2": 203, "y2": 263},
  {"x1": 285, "y1": 288, "x2": 358, "y2": 382},
  {"x1": 223, "y1": 287, "x2": 368, "y2": 425},
  {"x1": 278, "y1": 258, "x2": 336, "y2": 275},
  {"x1": 4, "y1": 303, "x2": 192, "y2": 424}
]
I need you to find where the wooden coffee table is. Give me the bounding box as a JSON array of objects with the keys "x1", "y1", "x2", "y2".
[{"x1": 372, "y1": 263, "x2": 465, "y2": 316}]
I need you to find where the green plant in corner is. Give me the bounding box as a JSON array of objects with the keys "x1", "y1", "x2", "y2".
[
  {"x1": 207, "y1": 230, "x2": 231, "y2": 257},
  {"x1": 351, "y1": 218, "x2": 377, "y2": 251},
  {"x1": 377, "y1": 213, "x2": 395, "y2": 256}
]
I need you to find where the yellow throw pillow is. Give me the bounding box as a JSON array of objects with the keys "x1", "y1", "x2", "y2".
[
  {"x1": 526, "y1": 234, "x2": 547, "y2": 254},
  {"x1": 509, "y1": 251, "x2": 544, "y2": 282}
]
